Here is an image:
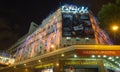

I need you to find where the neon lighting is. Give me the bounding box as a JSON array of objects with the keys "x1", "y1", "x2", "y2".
[
  {"x1": 15, "y1": 9, "x2": 62, "y2": 62},
  {"x1": 62, "y1": 5, "x2": 88, "y2": 13},
  {"x1": 89, "y1": 12, "x2": 113, "y2": 45}
]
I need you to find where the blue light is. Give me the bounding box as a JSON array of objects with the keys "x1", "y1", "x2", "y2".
[{"x1": 62, "y1": 5, "x2": 88, "y2": 14}]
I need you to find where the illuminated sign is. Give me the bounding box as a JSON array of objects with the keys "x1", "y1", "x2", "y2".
[
  {"x1": 76, "y1": 50, "x2": 120, "y2": 56},
  {"x1": 35, "y1": 63, "x2": 53, "y2": 68},
  {"x1": 62, "y1": 5, "x2": 88, "y2": 13},
  {"x1": 65, "y1": 61, "x2": 98, "y2": 65}
]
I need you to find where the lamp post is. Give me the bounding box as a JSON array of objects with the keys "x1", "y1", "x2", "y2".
[
  {"x1": 112, "y1": 25, "x2": 119, "y2": 44},
  {"x1": 112, "y1": 25, "x2": 119, "y2": 31}
]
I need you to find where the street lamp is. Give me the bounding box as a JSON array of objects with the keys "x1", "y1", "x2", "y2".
[
  {"x1": 112, "y1": 25, "x2": 119, "y2": 31},
  {"x1": 111, "y1": 25, "x2": 119, "y2": 44}
]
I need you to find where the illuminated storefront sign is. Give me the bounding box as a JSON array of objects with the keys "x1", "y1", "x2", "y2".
[
  {"x1": 62, "y1": 5, "x2": 88, "y2": 13},
  {"x1": 65, "y1": 61, "x2": 98, "y2": 65},
  {"x1": 76, "y1": 50, "x2": 120, "y2": 56},
  {"x1": 35, "y1": 63, "x2": 53, "y2": 68}
]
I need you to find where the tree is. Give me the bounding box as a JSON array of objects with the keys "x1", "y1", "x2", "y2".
[{"x1": 98, "y1": 0, "x2": 120, "y2": 44}]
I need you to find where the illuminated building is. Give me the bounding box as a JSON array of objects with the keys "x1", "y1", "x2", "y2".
[
  {"x1": 0, "y1": 22, "x2": 38, "y2": 68},
  {"x1": 0, "y1": 4, "x2": 120, "y2": 72}
]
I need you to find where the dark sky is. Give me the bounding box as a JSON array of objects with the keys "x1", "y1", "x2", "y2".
[{"x1": 0, "y1": 0, "x2": 115, "y2": 50}]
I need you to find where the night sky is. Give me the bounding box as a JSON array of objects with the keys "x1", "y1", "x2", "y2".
[{"x1": 0, "y1": 0, "x2": 115, "y2": 50}]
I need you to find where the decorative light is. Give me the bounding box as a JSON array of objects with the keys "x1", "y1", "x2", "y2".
[
  {"x1": 91, "y1": 55, "x2": 95, "y2": 58},
  {"x1": 116, "y1": 56, "x2": 119, "y2": 59},
  {"x1": 111, "y1": 59, "x2": 114, "y2": 61},
  {"x1": 15, "y1": 8, "x2": 61, "y2": 61},
  {"x1": 24, "y1": 64, "x2": 26, "y2": 66},
  {"x1": 74, "y1": 54, "x2": 77, "y2": 58},
  {"x1": 85, "y1": 37, "x2": 89, "y2": 41},
  {"x1": 103, "y1": 55, "x2": 107, "y2": 58},
  {"x1": 104, "y1": 64, "x2": 106, "y2": 66},
  {"x1": 97, "y1": 55, "x2": 101, "y2": 58},
  {"x1": 66, "y1": 37, "x2": 71, "y2": 40},
  {"x1": 56, "y1": 63, "x2": 59, "y2": 66},
  {"x1": 108, "y1": 57, "x2": 112, "y2": 60},
  {"x1": 76, "y1": 37, "x2": 80, "y2": 41},
  {"x1": 51, "y1": 44, "x2": 55, "y2": 48},
  {"x1": 61, "y1": 53, "x2": 64, "y2": 57},
  {"x1": 38, "y1": 60, "x2": 41, "y2": 62}
]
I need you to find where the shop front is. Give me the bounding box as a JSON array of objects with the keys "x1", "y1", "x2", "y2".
[{"x1": 34, "y1": 59, "x2": 106, "y2": 72}]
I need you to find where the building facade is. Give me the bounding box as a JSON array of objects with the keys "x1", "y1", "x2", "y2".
[{"x1": 0, "y1": 4, "x2": 120, "y2": 72}]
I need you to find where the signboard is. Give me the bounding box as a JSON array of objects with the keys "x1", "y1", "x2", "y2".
[
  {"x1": 62, "y1": 13, "x2": 94, "y2": 37},
  {"x1": 35, "y1": 63, "x2": 53, "y2": 68},
  {"x1": 65, "y1": 61, "x2": 98, "y2": 65},
  {"x1": 62, "y1": 5, "x2": 88, "y2": 13},
  {"x1": 75, "y1": 49, "x2": 120, "y2": 56}
]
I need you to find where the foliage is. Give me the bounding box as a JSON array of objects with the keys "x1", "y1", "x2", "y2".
[{"x1": 98, "y1": 0, "x2": 120, "y2": 44}]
